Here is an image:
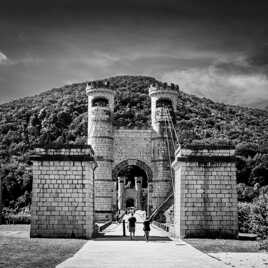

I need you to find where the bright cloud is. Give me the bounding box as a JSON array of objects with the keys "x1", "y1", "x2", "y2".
[
  {"x1": 161, "y1": 64, "x2": 268, "y2": 108},
  {"x1": 0, "y1": 51, "x2": 8, "y2": 64}
]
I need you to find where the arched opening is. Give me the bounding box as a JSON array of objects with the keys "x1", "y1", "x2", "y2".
[
  {"x1": 156, "y1": 98, "x2": 173, "y2": 109},
  {"x1": 118, "y1": 165, "x2": 148, "y2": 189},
  {"x1": 113, "y1": 159, "x2": 153, "y2": 183},
  {"x1": 113, "y1": 160, "x2": 152, "y2": 213},
  {"x1": 156, "y1": 98, "x2": 175, "y2": 123},
  {"x1": 92, "y1": 97, "x2": 109, "y2": 107},
  {"x1": 118, "y1": 165, "x2": 148, "y2": 211},
  {"x1": 126, "y1": 198, "x2": 135, "y2": 208}
]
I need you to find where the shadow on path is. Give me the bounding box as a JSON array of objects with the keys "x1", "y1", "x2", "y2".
[{"x1": 94, "y1": 234, "x2": 171, "y2": 241}]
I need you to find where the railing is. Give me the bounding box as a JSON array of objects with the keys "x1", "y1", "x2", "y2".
[
  {"x1": 149, "y1": 108, "x2": 178, "y2": 222},
  {"x1": 153, "y1": 221, "x2": 170, "y2": 232},
  {"x1": 118, "y1": 210, "x2": 126, "y2": 223},
  {"x1": 95, "y1": 220, "x2": 113, "y2": 233},
  {"x1": 149, "y1": 192, "x2": 174, "y2": 221},
  {"x1": 153, "y1": 221, "x2": 175, "y2": 237}
]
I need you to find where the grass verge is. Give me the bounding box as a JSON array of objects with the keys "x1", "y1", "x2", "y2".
[
  {"x1": 185, "y1": 238, "x2": 267, "y2": 253},
  {"x1": 0, "y1": 225, "x2": 86, "y2": 268}
]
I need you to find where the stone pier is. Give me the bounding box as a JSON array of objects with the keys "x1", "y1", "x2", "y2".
[
  {"x1": 118, "y1": 177, "x2": 126, "y2": 210},
  {"x1": 135, "y1": 177, "x2": 142, "y2": 210},
  {"x1": 30, "y1": 145, "x2": 97, "y2": 239},
  {"x1": 172, "y1": 145, "x2": 238, "y2": 238}
]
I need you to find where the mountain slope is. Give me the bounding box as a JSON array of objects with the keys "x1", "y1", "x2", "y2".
[{"x1": 0, "y1": 75, "x2": 267, "y2": 209}]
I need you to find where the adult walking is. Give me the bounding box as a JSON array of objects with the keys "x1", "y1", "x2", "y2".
[
  {"x1": 143, "y1": 217, "x2": 151, "y2": 242},
  {"x1": 128, "y1": 213, "x2": 137, "y2": 240}
]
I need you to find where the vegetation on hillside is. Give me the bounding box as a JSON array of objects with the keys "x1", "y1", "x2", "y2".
[{"x1": 0, "y1": 75, "x2": 267, "y2": 234}]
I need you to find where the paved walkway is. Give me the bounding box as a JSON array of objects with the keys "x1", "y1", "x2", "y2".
[{"x1": 57, "y1": 223, "x2": 229, "y2": 268}]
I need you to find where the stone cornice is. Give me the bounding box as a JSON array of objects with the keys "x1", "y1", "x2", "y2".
[
  {"x1": 30, "y1": 154, "x2": 95, "y2": 162},
  {"x1": 176, "y1": 155, "x2": 236, "y2": 163},
  {"x1": 182, "y1": 144, "x2": 235, "y2": 150}
]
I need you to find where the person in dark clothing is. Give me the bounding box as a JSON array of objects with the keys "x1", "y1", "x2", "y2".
[
  {"x1": 116, "y1": 210, "x2": 120, "y2": 223},
  {"x1": 128, "y1": 213, "x2": 137, "y2": 240},
  {"x1": 143, "y1": 218, "x2": 151, "y2": 242}
]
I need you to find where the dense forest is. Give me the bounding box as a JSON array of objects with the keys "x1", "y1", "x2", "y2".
[{"x1": 0, "y1": 75, "x2": 267, "y2": 234}]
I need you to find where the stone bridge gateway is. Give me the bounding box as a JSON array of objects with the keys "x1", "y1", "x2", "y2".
[{"x1": 30, "y1": 82, "x2": 238, "y2": 239}]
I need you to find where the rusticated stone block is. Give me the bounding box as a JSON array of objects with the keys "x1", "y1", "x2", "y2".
[
  {"x1": 173, "y1": 147, "x2": 238, "y2": 239},
  {"x1": 30, "y1": 146, "x2": 96, "y2": 239}
]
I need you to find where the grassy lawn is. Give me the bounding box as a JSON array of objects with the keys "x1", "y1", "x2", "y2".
[
  {"x1": 185, "y1": 238, "x2": 267, "y2": 253},
  {"x1": 1, "y1": 225, "x2": 267, "y2": 267},
  {"x1": 0, "y1": 225, "x2": 86, "y2": 268}
]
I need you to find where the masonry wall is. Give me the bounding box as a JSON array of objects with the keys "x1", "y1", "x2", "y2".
[
  {"x1": 94, "y1": 160, "x2": 114, "y2": 221},
  {"x1": 88, "y1": 106, "x2": 114, "y2": 222},
  {"x1": 86, "y1": 86, "x2": 178, "y2": 219},
  {"x1": 113, "y1": 129, "x2": 152, "y2": 168},
  {"x1": 30, "y1": 146, "x2": 96, "y2": 239},
  {"x1": 113, "y1": 129, "x2": 155, "y2": 213},
  {"x1": 173, "y1": 146, "x2": 238, "y2": 238},
  {"x1": 113, "y1": 129, "x2": 174, "y2": 213},
  {"x1": 151, "y1": 133, "x2": 173, "y2": 212}
]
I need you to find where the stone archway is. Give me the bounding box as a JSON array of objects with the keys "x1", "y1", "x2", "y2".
[
  {"x1": 112, "y1": 159, "x2": 153, "y2": 182},
  {"x1": 126, "y1": 198, "x2": 135, "y2": 208},
  {"x1": 113, "y1": 159, "x2": 153, "y2": 213}
]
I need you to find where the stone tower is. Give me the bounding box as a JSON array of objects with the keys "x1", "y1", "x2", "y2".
[
  {"x1": 86, "y1": 82, "x2": 115, "y2": 221},
  {"x1": 149, "y1": 83, "x2": 179, "y2": 212}
]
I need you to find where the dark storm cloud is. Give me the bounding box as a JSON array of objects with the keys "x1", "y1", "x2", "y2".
[
  {"x1": 248, "y1": 44, "x2": 268, "y2": 67},
  {"x1": 0, "y1": 0, "x2": 268, "y2": 107},
  {"x1": 213, "y1": 61, "x2": 255, "y2": 76},
  {"x1": 1, "y1": 0, "x2": 268, "y2": 19},
  {"x1": 212, "y1": 44, "x2": 268, "y2": 78}
]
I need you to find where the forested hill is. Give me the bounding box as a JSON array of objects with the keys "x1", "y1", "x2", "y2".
[
  {"x1": 0, "y1": 75, "x2": 267, "y2": 210},
  {"x1": 0, "y1": 75, "x2": 267, "y2": 150}
]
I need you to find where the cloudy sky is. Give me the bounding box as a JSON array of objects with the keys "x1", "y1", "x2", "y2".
[{"x1": 0, "y1": 0, "x2": 268, "y2": 108}]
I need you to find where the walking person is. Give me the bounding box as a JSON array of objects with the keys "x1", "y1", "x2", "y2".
[
  {"x1": 115, "y1": 210, "x2": 120, "y2": 223},
  {"x1": 143, "y1": 217, "x2": 151, "y2": 242},
  {"x1": 128, "y1": 213, "x2": 137, "y2": 240}
]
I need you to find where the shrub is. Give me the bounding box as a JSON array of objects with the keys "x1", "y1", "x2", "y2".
[
  {"x1": 238, "y1": 200, "x2": 268, "y2": 238},
  {"x1": 238, "y1": 202, "x2": 251, "y2": 233},
  {"x1": 259, "y1": 239, "x2": 268, "y2": 250},
  {"x1": 3, "y1": 213, "x2": 31, "y2": 224},
  {"x1": 237, "y1": 183, "x2": 256, "y2": 202},
  {"x1": 249, "y1": 200, "x2": 267, "y2": 238},
  {"x1": 236, "y1": 143, "x2": 259, "y2": 158}
]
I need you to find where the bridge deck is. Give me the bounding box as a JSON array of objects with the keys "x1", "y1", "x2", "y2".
[
  {"x1": 57, "y1": 222, "x2": 229, "y2": 268},
  {"x1": 96, "y1": 222, "x2": 170, "y2": 241}
]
